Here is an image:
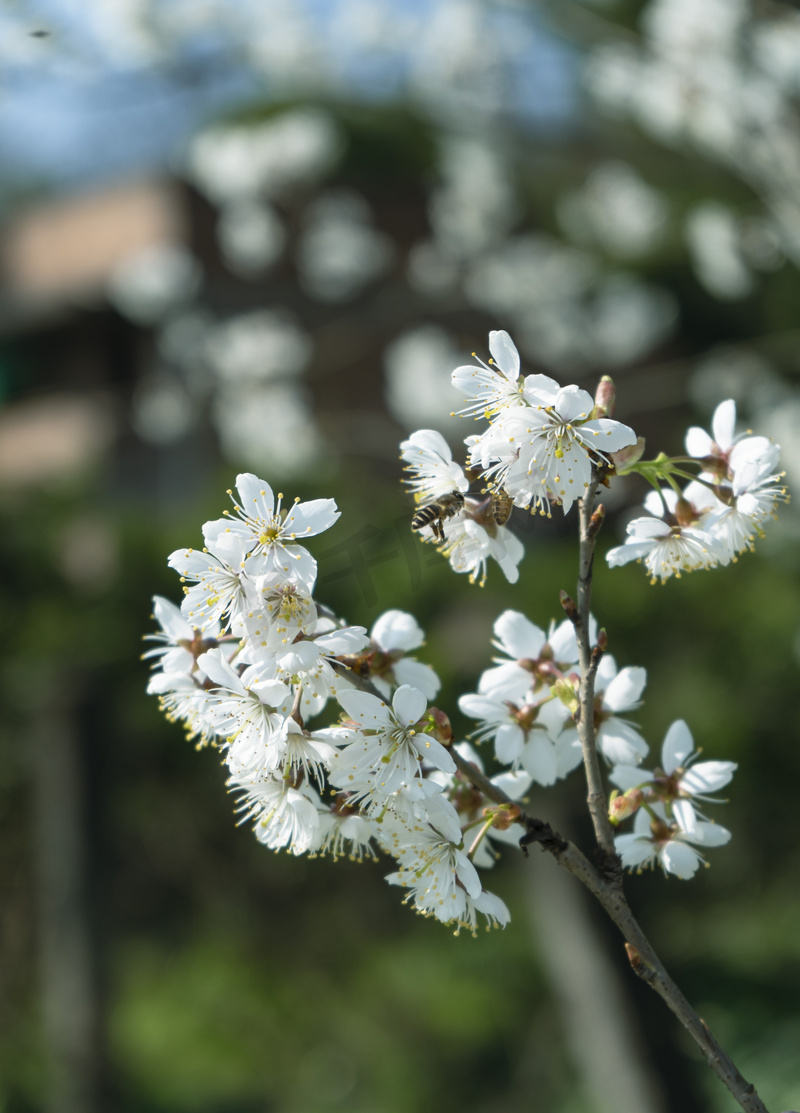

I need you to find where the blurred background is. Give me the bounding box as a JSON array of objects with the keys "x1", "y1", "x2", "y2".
[{"x1": 2, "y1": 1, "x2": 800, "y2": 1111}]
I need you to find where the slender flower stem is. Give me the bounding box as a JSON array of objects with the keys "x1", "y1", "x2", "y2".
[
  {"x1": 572, "y1": 474, "x2": 618, "y2": 861},
  {"x1": 447, "y1": 750, "x2": 770, "y2": 1113},
  {"x1": 331, "y1": 623, "x2": 771, "y2": 1113}
]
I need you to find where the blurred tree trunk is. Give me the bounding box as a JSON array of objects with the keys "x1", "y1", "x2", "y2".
[
  {"x1": 521, "y1": 802, "x2": 669, "y2": 1113},
  {"x1": 33, "y1": 674, "x2": 106, "y2": 1113}
]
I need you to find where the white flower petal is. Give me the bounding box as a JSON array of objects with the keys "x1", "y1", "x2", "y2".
[
  {"x1": 235, "y1": 472, "x2": 276, "y2": 518},
  {"x1": 371, "y1": 609, "x2": 424, "y2": 651},
  {"x1": 393, "y1": 659, "x2": 441, "y2": 701},
  {"x1": 494, "y1": 723, "x2": 525, "y2": 765},
  {"x1": 712, "y1": 400, "x2": 736, "y2": 450},
  {"x1": 491, "y1": 769, "x2": 532, "y2": 799},
  {"x1": 660, "y1": 841, "x2": 701, "y2": 878},
  {"x1": 603, "y1": 666, "x2": 647, "y2": 713},
  {"x1": 521, "y1": 733, "x2": 558, "y2": 785},
  {"x1": 690, "y1": 821, "x2": 731, "y2": 847},
  {"x1": 680, "y1": 761, "x2": 737, "y2": 795},
  {"x1": 609, "y1": 764, "x2": 647, "y2": 791},
  {"x1": 282, "y1": 498, "x2": 340, "y2": 538},
  {"x1": 598, "y1": 721, "x2": 649, "y2": 765},
  {"x1": 606, "y1": 541, "x2": 656, "y2": 567},
  {"x1": 685, "y1": 426, "x2": 714, "y2": 457},
  {"x1": 488, "y1": 329, "x2": 520, "y2": 380},
  {"x1": 615, "y1": 833, "x2": 655, "y2": 867},
  {"x1": 661, "y1": 720, "x2": 694, "y2": 773},
  {"x1": 672, "y1": 799, "x2": 698, "y2": 834},
  {"x1": 493, "y1": 610, "x2": 546, "y2": 660},
  {"x1": 337, "y1": 689, "x2": 389, "y2": 729},
  {"x1": 392, "y1": 684, "x2": 427, "y2": 726}
]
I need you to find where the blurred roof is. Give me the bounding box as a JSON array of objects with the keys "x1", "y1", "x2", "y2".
[{"x1": 1, "y1": 179, "x2": 185, "y2": 303}]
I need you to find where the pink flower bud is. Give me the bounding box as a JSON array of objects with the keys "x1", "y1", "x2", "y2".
[
  {"x1": 593, "y1": 375, "x2": 616, "y2": 418},
  {"x1": 487, "y1": 803, "x2": 521, "y2": 831},
  {"x1": 609, "y1": 436, "x2": 646, "y2": 473},
  {"x1": 608, "y1": 787, "x2": 644, "y2": 824}
]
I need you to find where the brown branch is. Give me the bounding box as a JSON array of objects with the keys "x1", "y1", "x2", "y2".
[
  {"x1": 567, "y1": 475, "x2": 619, "y2": 862},
  {"x1": 329, "y1": 652, "x2": 770, "y2": 1113}
]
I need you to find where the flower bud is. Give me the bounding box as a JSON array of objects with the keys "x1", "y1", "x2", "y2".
[
  {"x1": 588, "y1": 503, "x2": 605, "y2": 539},
  {"x1": 486, "y1": 803, "x2": 521, "y2": 830},
  {"x1": 593, "y1": 375, "x2": 616, "y2": 418},
  {"x1": 423, "y1": 707, "x2": 453, "y2": 745},
  {"x1": 551, "y1": 677, "x2": 579, "y2": 715},
  {"x1": 625, "y1": 943, "x2": 645, "y2": 974},
  {"x1": 608, "y1": 787, "x2": 644, "y2": 824},
  {"x1": 674, "y1": 497, "x2": 699, "y2": 527},
  {"x1": 609, "y1": 436, "x2": 646, "y2": 473},
  {"x1": 559, "y1": 590, "x2": 577, "y2": 620}
]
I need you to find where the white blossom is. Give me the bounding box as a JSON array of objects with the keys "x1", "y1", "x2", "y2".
[
  {"x1": 558, "y1": 655, "x2": 648, "y2": 771},
  {"x1": 368, "y1": 610, "x2": 441, "y2": 701},
  {"x1": 329, "y1": 686, "x2": 455, "y2": 813},
  {"x1": 458, "y1": 688, "x2": 567, "y2": 785},
  {"x1": 606, "y1": 516, "x2": 724, "y2": 582},
  {"x1": 470, "y1": 378, "x2": 636, "y2": 515},
  {"x1": 400, "y1": 428, "x2": 469, "y2": 506},
  {"x1": 451, "y1": 329, "x2": 528, "y2": 419},
  {"x1": 615, "y1": 803, "x2": 731, "y2": 879},
  {"x1": 203, "y1": 472, "x2": 340, "y2": 590},
  {"x1": 610, "y1": 719, "x2": 736, "y2": 834}
]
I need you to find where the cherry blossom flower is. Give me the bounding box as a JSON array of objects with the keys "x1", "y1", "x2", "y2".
[
  {"x1": 241, "y1": 612, "x2": 368, "y2": 718},
  {"x1": 400, "y1": 428, "x2": 469, "y2": 506},
  {"x1": 329, "y1": 685, "x2": 455, "y2": 813},
  {"x1": 203, "y1": 472, "x2": 340, "y2": 589},
  {"x1": 435, "y1": 505, "x2": 525, "y2": 585},
  {"x1": 430, "y1": 742, "x2": 532, "y2": 869},
  {"x1": 606, "y1": 516, "x2": 724, "y2": 581},
  {"x1": 685, "y1": 398, "x2": 774, "y2": 482},
  {"x1": 168, "y1": 538, "x2": 251, "y2": 630},
  {"x1": 610, "y1": 719, "x2": 736, "y2": 834},
  {"x1": 451, "y1": 329, "x2": 528, "y2": 420},
  {"x1": 313, "y1": 801, "x2": 377, "y2": 861},
  {"x1": 197, "y1": 647, "x2": 293, "y2": 777},
  {"x1": 401, "y1": 428, "x2": 524, "y2": 584},
  {"x1": 364, "y1": 609, "x2": 441, "y2": 701},
  {"x1": 453, "y1": 888, "x2": 511, "y2": 934},
  {"x1": 476, "y1": 609, "x2": 590, "y2": 701},
  {"x1": 615, "y1": 803, "x2": 731, "y2": 879},
  {"x1": 470, "y1": 382, "x2": 636, "y2": 514},
  {"x1": 144, "y1": 596, "x2": 220, "y2": 688},
  {"x1": 458, "y1": 687, "x2": 567, "y2": 785},
  {"x1": 557, "y1": 654, "x2": 648, "y2": 771},
  {"x1": 231, "y1": 774, "x2": 322, "y2": 855},
  {"x1": 381, "y1": 794, "x2": 482, "y2": 924}
]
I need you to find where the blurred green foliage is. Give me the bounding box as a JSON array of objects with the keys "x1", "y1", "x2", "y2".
[{"x1": 2, "y1": 447, "x2": 799, "y2": 1111}]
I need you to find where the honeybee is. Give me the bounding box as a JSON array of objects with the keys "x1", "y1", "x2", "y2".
[
  {"x1": 491, "y1": 488, "x2": 514, "y2": 526},
  {"x1": 411, "y1": 491, "x2": 465, "y2": 543}
]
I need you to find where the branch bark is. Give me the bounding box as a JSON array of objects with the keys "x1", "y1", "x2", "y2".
[
  {"x1": 571, "y1": 477, "x2": 618, "y2": 863},
  {"x1": 332, "y1": 562, "x2": 771, "y2": 1113}
]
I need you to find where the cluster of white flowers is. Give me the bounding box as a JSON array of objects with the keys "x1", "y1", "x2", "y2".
[
  {"x1": 609, "y1": 721, "x2": 737, "y2": 879},
  {"x1": 400, "y1": 330, "x2": 638, "y2": 584},
  {"x1": 452, "y1": 608, "x2": 734, "y2": 878},
  {"x1": 607, "y1": 398, "x2": 788, "y2": 582},
  {"x1": 394, "y1": 329, "x2": 776, "y2": 877},
  {"x1": 403, "y1": 330, "x2": 785, "y2": 587},
  {"x1": 148, "y1": 328, "x2": 787, "y2": 924},
  {"x1": 146, "y1": 473, "x2": 524, "y2": 934}
]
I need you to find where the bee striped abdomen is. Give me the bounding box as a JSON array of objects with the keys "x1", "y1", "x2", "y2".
[
  {"x1": 411, "y1": 491, "x2": 465, "y2": 543},
  {"x1": 491, "y1": 488, "x2": 513, "y2": 526}
]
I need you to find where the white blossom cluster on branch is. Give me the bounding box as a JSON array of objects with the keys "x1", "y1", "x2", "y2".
[{"x1": 146, "y1": 328, "x2": 788, "y2": 934}]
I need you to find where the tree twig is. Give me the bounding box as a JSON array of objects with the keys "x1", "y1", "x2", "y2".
[{"x1": 330, "y1": 650, "x2": 771, "y2": 1113}]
